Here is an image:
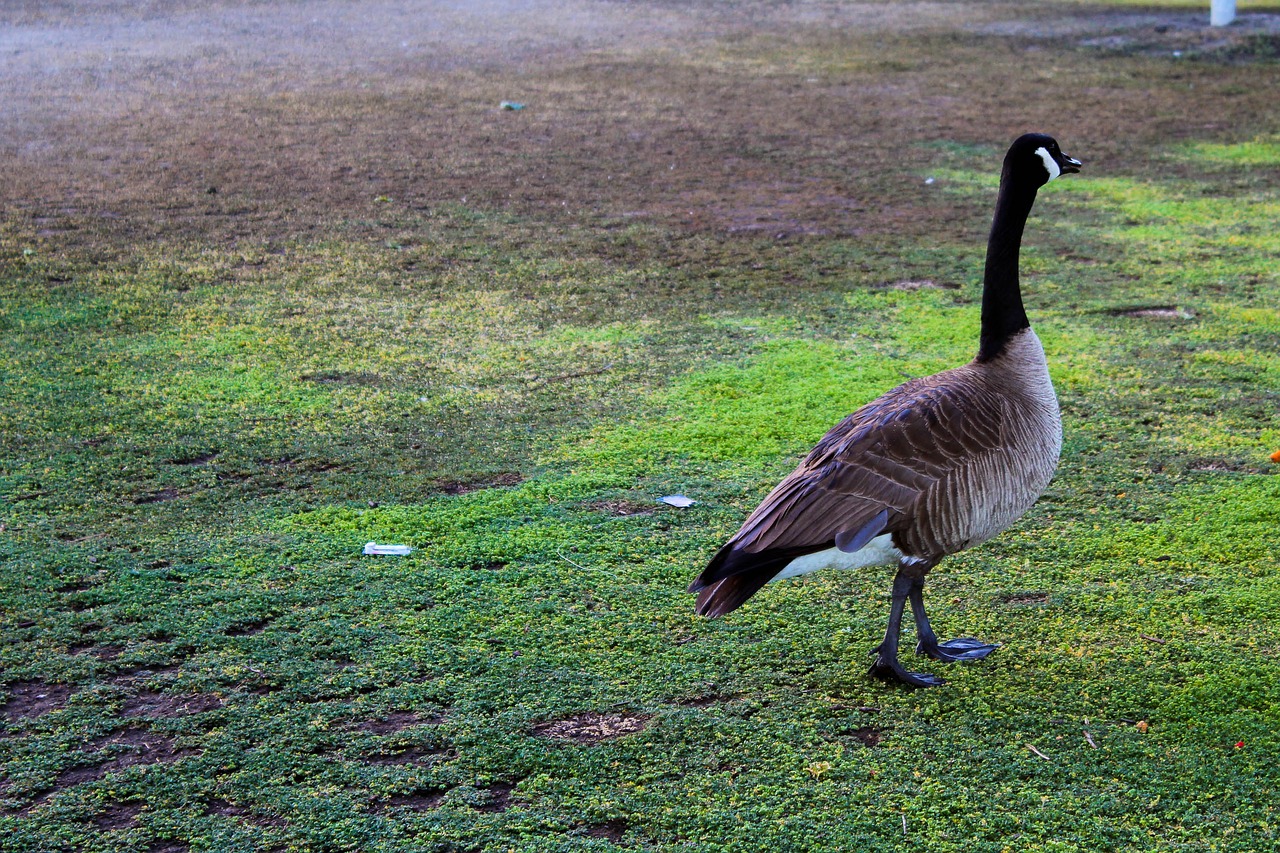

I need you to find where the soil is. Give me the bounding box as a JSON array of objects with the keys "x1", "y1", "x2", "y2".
[
  {"x1": 1, "y1": 681, "x2": 74, "y2": 721},
  {"x1": 848, "y1": 725, "x2": 883, "y2": 747},
  {"x1": 533, "y1": 711, "x2": 651, "y2": 742},
  {"x1": 6, "y1": 727, "x2": 199, "y2": 817},
  {"x1": 475, "y1": 781, "x2": 516, "y2": 813},
  {"x1": 378, "y1": 788, "x2": 448, "y2": 812},
  {"x1": 120, "y1": 689, "x2": 224, "y2": 718},
  {"x1": 62, "y1": 726, "x2": 197, "y2": 784},
  {"x1": 357, "y1": 709, "x2": 428, "y2": 734},
  {"x1": 364, "y1": 744, "x2": 453, "y2": 764},
  {"x1": 204, "y1": 797, "x2": 289, "y2": 827},
  {"x1": 92, "y1": 799, "x2": 144, "y2": 829},
  {"x1": 3, "y1": 1, "x2": 1279, "y2": 255},
  {"x1": 587, "y1": 818, "x2": 630, "y2": 841}
]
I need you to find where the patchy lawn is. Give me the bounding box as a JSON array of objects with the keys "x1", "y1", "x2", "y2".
[{"x1": 2, "y1": 1, "x2": 1279, "y2": 851}]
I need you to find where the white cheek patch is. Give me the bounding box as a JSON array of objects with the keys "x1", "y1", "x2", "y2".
[{"x1": 1035, "y1": 146, "x2": 1061, "y2": 182}]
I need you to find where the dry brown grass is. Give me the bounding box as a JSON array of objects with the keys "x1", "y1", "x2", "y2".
[{"x1": 4, "y1": 1, "x2": 1278, "y2": 256}]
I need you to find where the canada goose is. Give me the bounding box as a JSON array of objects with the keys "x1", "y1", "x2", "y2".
[{"x1": 688, "y1": 133, "x2": 1081, "y2": 687}]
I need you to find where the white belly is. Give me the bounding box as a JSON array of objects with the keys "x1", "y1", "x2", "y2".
[{"x1": 772, "y1": 534, "x2": 904, "y2": 581}]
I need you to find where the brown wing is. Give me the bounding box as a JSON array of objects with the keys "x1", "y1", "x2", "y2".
[{"x1": 690, "y1": 368, "x2": 1008, "y2": 614}]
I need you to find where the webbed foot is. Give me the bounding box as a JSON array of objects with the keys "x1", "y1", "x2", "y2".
[
  {"x1": 869, "y1": 649, "x2": 946, "y2": 688},
  {"x1": 916, "y1": 637, "x2": 1000, "y2": 663}
]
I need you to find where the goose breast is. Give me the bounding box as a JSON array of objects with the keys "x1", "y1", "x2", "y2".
[{"x1": 895, "y1": 328, "x2": 1061, "y2": 558}]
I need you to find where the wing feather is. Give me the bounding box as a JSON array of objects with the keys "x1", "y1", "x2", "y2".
[{"x1": 690, "y1": 367, "x2": 1009, "y2": 598}]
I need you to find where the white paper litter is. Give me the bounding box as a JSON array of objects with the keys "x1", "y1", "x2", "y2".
[
  {"x1": 364, "y1": 542, "x2": 412, "y2": 556},
  {"x1": 658, "y1": 495, "x2": 696, "y2": 508}
]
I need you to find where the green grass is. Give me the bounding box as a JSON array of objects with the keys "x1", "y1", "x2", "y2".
[
  {"x1": 5, "y1": 8, "x2": 1280, "y2": 853},
  {"x1": 1177, "y1": 135, "x2": 1280, "y2": 167}
]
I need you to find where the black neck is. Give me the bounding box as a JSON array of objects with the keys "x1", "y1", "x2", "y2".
[{"x1": 976, "y1": 173, "x2": 1038, "y2": 362}]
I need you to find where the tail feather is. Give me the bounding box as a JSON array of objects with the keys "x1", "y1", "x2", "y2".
[
  {"x1": 694, "y1": 570, "x2": 777, "y2": 617},
  {"x1": 689, "y1": 542, "x2": 822, "y2": 617}
]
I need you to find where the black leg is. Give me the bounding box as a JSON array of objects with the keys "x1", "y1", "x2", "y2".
[
  {"x1": 869, "y1": 569, "x2": 945, "y2": 688},
  {"x1": 908, "y1": 575, "x2": 1000, "y2": 663}
]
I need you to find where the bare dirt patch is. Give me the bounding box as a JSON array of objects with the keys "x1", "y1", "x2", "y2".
[
  {"x1": 50, "y1": 726, "x2": 199, "y2": 794},
  {"x1": 299, "y1": 371, "x2": 386, "y2": 387},
  {"x1": 56, "y1": 577, "x2": 104, "y2": 593},
  {"x1": 475, "y1": 781, "x2": 517, "y2": 813},
  {"x1": 110, "y1": 664, "x2": 183, "y2": 687},
  {"x1": 363, "y1": 742, "x2": 453, "y2": 765},
  {"x1": 8, "y1": 0, "x2": 1278, "y2": 264},
  {"x1": 2, "y1": 681, "x2": 74, "y2": 721},
  {"x1": 204, "y1": 798, "x2": 288, "y2": 828},
  {"x1": 357, "y1": 710, "x2": 440, "y2": 734},
  {"x1": 145, "y1": 842, "x2": 190, "y2": 853},
  {"x1": 587, "y1": 818, "x2": 630, "y2": 841},
  {"x1": 533, "y1": 712, "x2": 652, "y2": 743},
  {"x1": 168, "y1": 451, "x2": 219, "y2": 466},
  {"x1": 69, "y1": 643, "x2": 124, "y2": 659},
  {"x1": 1001, "y1": 592, "x2": 1050, "y2": 605},
  {"x1": 437, "y1": 472, "x2": 525, "y2": 495},
  {"x1": 1189, "y1": 458, "x2": 1272, "y2": 475},
  {"x1": 92, "y1": 799, "x2": 145, "y2": 830},
  {"x1": 848, "y1": 726, "x2": 884, "y2": 748},
  {"x1": 377, "y1": 788, "x2": 448, "y2": 813},
  {"x1": 224, "y1": 618, "x2": 271, "y2": 637},
  {"x1": 120, "y1": 689, "x2": 223, "y2": 718}
]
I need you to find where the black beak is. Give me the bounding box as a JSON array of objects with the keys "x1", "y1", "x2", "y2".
[{"x1": 1060, "y1": 153, "x2": 1082, "y2": 174}]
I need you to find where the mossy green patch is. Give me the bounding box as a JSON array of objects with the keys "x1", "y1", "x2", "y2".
[{"x1": 1178, "y1": 135, "x2": 1280, "y2": 166}]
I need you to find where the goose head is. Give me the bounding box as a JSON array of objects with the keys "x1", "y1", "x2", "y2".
[{"x1": 1007, "y1": 132, "x2": 1082, "y2": 187}]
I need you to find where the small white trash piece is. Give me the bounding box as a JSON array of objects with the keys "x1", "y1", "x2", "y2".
[
  {"x1": 364, "y1": 542, "x2": 412, "y2": 556},
  {"x1": 658, "y1": 495, "x2": 696, "y2": 508}
]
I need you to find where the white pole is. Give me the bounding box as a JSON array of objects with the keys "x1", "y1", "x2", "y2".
[{"x1": 1211, "y1": 0, "x2": 1236, "y2": 27}]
